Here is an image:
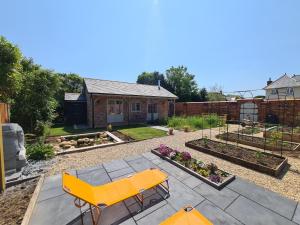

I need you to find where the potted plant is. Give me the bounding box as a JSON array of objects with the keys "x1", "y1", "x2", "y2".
[{"x1": 168, "y1": 127, "x2": 174, "y2": 135}]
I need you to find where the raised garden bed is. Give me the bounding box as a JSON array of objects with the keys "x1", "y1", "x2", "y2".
[
  {"x1": 264, "y1": 126, "x2": 300, "y2": 143},
  {"x1": 52, "y1": 131, "x2": 124, "y2": 154},
  {"x1": 185, "y1": 138, "x2": 288, "y2": 177},
  {"x1": 151, "y1": 145, "x2": 235, "y2": 189},
  {"x1": 218, "y1": 132, "x2": 300, "y2": 152}
]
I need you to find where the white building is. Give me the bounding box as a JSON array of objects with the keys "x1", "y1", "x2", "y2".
[{"x1": 264, "y1": 74, "x2": 300, "y2": 99}]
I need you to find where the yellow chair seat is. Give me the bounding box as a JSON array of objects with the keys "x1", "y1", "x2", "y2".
[{"x1": 160, "y1": 207, "x2": 213, "y2": 225}]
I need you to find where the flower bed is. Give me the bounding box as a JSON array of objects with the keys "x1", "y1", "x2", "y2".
[
  {"x1": 218, "y1": 132, "x2": 300, "y2": 152},
  {"x1": 151, "y1": 144, "x2": 235, "y2": 189},
  {"x1": 185, "y1": 138, "x2": 288, "y2": 177}
]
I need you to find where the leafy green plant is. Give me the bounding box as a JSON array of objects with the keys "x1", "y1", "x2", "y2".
[
  {"x1": 255, "y1": 151, "x2": 263, "y2": 159},
  {"x1": 198, "y1": 169, "x2": 209, "y2": 177},
  {"x1": 207, "y1": 163, "x2": 218, "y2": 174},
  {"x1": 26, "y1": 142, "x2": 55, "y2": 160},
  {"x1": 203, "y1": 136, "x2": 209, "y2": 148},
  {"x1": 269, "y1": 131, "x2": 282, "y2": 146}
]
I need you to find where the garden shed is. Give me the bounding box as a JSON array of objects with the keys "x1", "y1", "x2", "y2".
[{"x1": 64, "y1": 93, "x2": 87, "y2": 125}]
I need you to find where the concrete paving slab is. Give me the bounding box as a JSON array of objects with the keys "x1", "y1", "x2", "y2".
[
  {"x1": 158, "y1": 161, "x2": 191, "y2": 181},
  {"x1": 196, "y1": 200, "x2": 242, "y2": 225},
  {"x1": 166, "y1": 176, "x2": 204, "y2": 210},
  {"x1": 77, "y1": 169, "x2": 110, "y2": 186},
  {"x1": 142, "y1": 152, "x2": 160, "y2": 161},
  {"x1": 103, "y1": 159, "x2": 130, "y2": 172},
  {"x1": 136, "y1": 204, "x2": 176, "y2": 225},
  {"x1": 293, "y1": 203, "x2": 300, "y2": 224},
  {"x1": 227, "y1": 177, "x2": 297, "y2": 219},
  {"x1": 108, "y1": 167, "x2": 135, "y2": 179},
  {"x1": 194, "y1": 183, "x2": 239, "y2": 210},
  {"x1": 127, "y1": 157, "x2": 158, "y2": 172},
  {"x1": 37, "y1": 186, "x2": 65, "y2": 203},
  {"x1": 76, "y1": 164, "x2": 103, "y2": 175},
  {"x1": 225, "y1": 196, "x2": 297, "y2": 225},
  {"x1": 29, "y1": 194, "x2": 81, "y2": 225},
  {"x1": 151, "y1": 158, "x2": 164, "y2": 165},
  {"x1": 182, "y1": 175, "x2": 203, "y2": 189}
]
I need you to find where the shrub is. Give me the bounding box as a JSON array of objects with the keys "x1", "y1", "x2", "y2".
[
  {"x1": 26, "y1": 142, "x2": 55, "y2": 160},
  {"x1": 181, "y1": 151, "x2": 191, "y2": 161},
  {"x1": 159, "y1": 144, "x2": 172, "y2": 157},
  {"x1": 209, "y1": 174, "x2": 222, "y2": 183}
]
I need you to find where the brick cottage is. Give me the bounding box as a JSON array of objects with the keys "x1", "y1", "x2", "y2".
[{"x1": 64, "y1": 78, "x2": 177, "y2": 127}]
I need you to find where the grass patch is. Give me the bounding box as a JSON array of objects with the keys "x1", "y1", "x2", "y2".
[
  {"x1": 118, "y1": 126, "x2": 167, "y2": 140},
  {"x1": 48, "y1": 124, "x2": 103, "y2": 137},
  {"x1": 167, "y1": 114, "x2": 224, "y2": 131}
]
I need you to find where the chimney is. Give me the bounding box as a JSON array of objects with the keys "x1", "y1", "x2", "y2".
[
  {"x1": 158, "y1": 79, "x2": 161, "y2": 90},
  {"x1": 267, "y1": 78, "x2": 272, "y2": 86}
]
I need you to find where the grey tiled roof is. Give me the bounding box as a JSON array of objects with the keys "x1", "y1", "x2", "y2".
[
  {"x1": 84, "y1": 78, "x2": 177, "y2": 98},
  {"x1": 264, "y1": 74, "x2": 300, "y2": 89},
  {"x1": 64, "y1": 93, "x2": 86, "y2": 101}
]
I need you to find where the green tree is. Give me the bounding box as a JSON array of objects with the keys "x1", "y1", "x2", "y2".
[
  {"x1": 11, "y1": 68, "x2": 59, "y2": 133},
  {"x1": 55, "y1": 73, "x2": 83, "y2": 122},
  {"x1": 165, "y1": 66, "x2": 199, "y2": 102},
  {"x1": 208, "y1": 84, "x2": 225, "y2": 101},
  {"x1": 137, "y1": 71, "x2": 167, "y2": 88},
  {"x1": 199, "y1": 88, "x2": 208, "y2": 101},
  {"x1": 0, "y1": 36, "x2": 22, "y2": 103}
]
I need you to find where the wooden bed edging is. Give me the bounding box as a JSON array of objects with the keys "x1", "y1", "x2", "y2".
[
  {"x1": 151, "y1": 149, "x2": 235, "y2": 190},
  {"x1": 21, "y1": 174, "x2": 45, "y2": 225},
  {"x1": 185, "y1": 139, "x2": 288, "y2": 177}
]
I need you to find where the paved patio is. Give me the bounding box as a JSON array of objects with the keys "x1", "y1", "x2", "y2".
[{"x1": 29, "y1": 152, "x2": 300, "y2": 225}]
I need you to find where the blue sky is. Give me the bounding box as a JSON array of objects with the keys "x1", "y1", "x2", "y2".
[{"x1": 1, "y1": 0, "x2": 300, "y2": 92}]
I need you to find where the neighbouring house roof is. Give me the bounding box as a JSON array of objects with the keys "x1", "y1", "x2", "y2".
[
  {"x1": 84, "y1": 78, "x2": 178, "y2": 98},
  {"x1": 263, "y1": 74, "x2": 300, "y2": 90},
  {"x1": 64, "y1": 93, "x2": 86, "y2": 101}
]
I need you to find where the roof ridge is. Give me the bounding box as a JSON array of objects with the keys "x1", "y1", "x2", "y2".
[
  {"x1": 83, "y1": 77, "x2": 159, "y2": 87},
  {"x1": 263, "y1": 74, "x2": 290, "y2": 89}
]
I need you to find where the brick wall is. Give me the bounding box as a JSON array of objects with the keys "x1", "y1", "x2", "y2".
[{"x1": 176, "y1": 99, "x2": 300, "y2": 126}]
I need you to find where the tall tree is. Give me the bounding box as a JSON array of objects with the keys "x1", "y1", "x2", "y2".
[
  {"x1": 199, "y1": 88, "x2": 208, "y2": 101},
  {"x1": 137, "y1": 71, "x2": 167, "y2": 88},
  {"x1": 165, "y1": 66, "x2": 199, "y2": 102},
  {"x1": 0, "y1": 36, "x2": 22, "y2": 103}
]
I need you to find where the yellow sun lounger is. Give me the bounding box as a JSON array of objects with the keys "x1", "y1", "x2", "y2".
[
  {"x1": 160, "y1": 206, "x2": 213, "y2": 225},
  {"x1": 62, "y1": 168, "x2": 169, "y2": 225}
]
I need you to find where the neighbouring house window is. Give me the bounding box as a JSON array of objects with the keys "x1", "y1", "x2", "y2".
[
  {"x1": 271, "y1": 89, "x2": 278, "y2": 95},
  {"x1": 108, "y1": 99, "x2": 123, "y2": 115},
  {"x1": 148, "y1": 103, "x2": 158, "y2": 113},
  {"x1": 131, "y1": 103, "x2": 141, "y2": 112},
  {"x1": 286, "y1": 87, "x2": 294, "y2": 95}
]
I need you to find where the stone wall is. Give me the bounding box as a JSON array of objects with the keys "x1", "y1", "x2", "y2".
[{"x1": 176, "y1": 99, "x2": 300, "y2": 126}]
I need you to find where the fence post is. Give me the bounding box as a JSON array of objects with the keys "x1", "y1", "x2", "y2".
[{"x1": 0, "y1": 113, "x2": 5, "y2": 192}]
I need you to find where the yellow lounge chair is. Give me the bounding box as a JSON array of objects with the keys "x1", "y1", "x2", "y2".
[
  {"x1": 160, "y1": 206, "x2": 213, "y2": 225},
  {"x1": 62, "y1": 168, "x2": 169, "y2": 225}
]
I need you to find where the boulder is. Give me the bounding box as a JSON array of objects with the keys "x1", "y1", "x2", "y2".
[
  {"x1": 59, "y1": 141, "x2": 71, "y2": 147},
  {"x1": 77, "y1": 139, "x2": 85, "y2": 145},
  {"x1": 62, "y1": 144, "x2": 72, "y2": 149},
  {"x1": 70, "y1": 140, "x2": 77, "y2": 146}
]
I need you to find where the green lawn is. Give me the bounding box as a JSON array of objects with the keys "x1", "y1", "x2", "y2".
[
  {"x1": 117, "y1": 126, "x2": 167, "y2": 140},
  {"x1": 48, "y1": 124, "x2": 167, "y2": 141},
  {"x1": 48, "y1": 125, "x2": 104, "y2": 136}
]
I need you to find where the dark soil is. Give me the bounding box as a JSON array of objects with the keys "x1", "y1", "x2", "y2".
[
  {"x1": 219, "y1": 132, "x2": 298, "y2": 150},
  {"x1": 189, "y1": 139, "x2": 284, "y2": 169},
  {"x1": 111, "y1": 131, "x2": 135, "y2": 142},
  {"x1": 0, "y1": 178, "x2": 38, "y2": 225}
]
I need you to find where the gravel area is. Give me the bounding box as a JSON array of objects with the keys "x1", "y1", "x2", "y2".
[{"x1": 48, "y1": 127, "x2": 300, "y2": 202}]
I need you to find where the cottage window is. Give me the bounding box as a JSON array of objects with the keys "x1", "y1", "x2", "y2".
[
  {"x1": 286, "y1": 87, "x2": 294, "y2": 95},
  {"x1": 108, "y1": 99, "x2": 123, "y2": 115},
  {"x1": 271, "y1": 89, "x2": 278, "y2": 95},
  {"x1": 131, "y1": 103, "x2": 141, "y2": 112},
  {"x1": 148, "y1": 103, "x2": 158, "y2": 113}
]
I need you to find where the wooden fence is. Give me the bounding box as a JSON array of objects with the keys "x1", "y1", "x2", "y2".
[{"x1": 0, "y1": 103, "x2": 10, "y2": 123}]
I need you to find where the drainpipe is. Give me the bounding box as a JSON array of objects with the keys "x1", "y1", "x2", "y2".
[{"x1": 91, "y1": 94, "x2": 95, "y2": 128}]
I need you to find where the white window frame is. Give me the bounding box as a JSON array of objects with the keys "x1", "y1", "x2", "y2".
[
  {"x1": 271, "y1": 89, "x2": 278, "y2": 95},
  {"x1": 131, "y1": 102, "x2": 141, "y2": 112},
  {"x1": 286, "y1": 87, "x2": 294, "y2": 95}
]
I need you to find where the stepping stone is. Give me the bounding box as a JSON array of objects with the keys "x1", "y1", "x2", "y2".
[
  {"x1": 293, "y1": 203, "x2": 300, "y2": 224},
  {"x1": 182, "y1": 176, "x2": 203, "y2": 189},
  {"x1": 136, "y1": 204, "x2": 176, "y2": 224},
  {"x1": 103, "y1": 159, "x2": 130, "y2": 172}
]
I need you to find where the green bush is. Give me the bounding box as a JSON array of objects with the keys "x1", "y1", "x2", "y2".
[
  {"x1": 167, "y1": 114, "x2": 222, "y2": 130},
  {"x1": 26, "y1": 142, "x2": 55, "y2": 160}
]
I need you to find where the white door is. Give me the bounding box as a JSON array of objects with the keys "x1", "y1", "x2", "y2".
[
  {"x1": 147, "y1": 103, "x2": 158, "y2": 121},
  {"x1": 107, "y1": 99, "x2": 124, "y2": 123},
  {"x1": 240, "y1": 102, "x2": 258, "y2": 122}
]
